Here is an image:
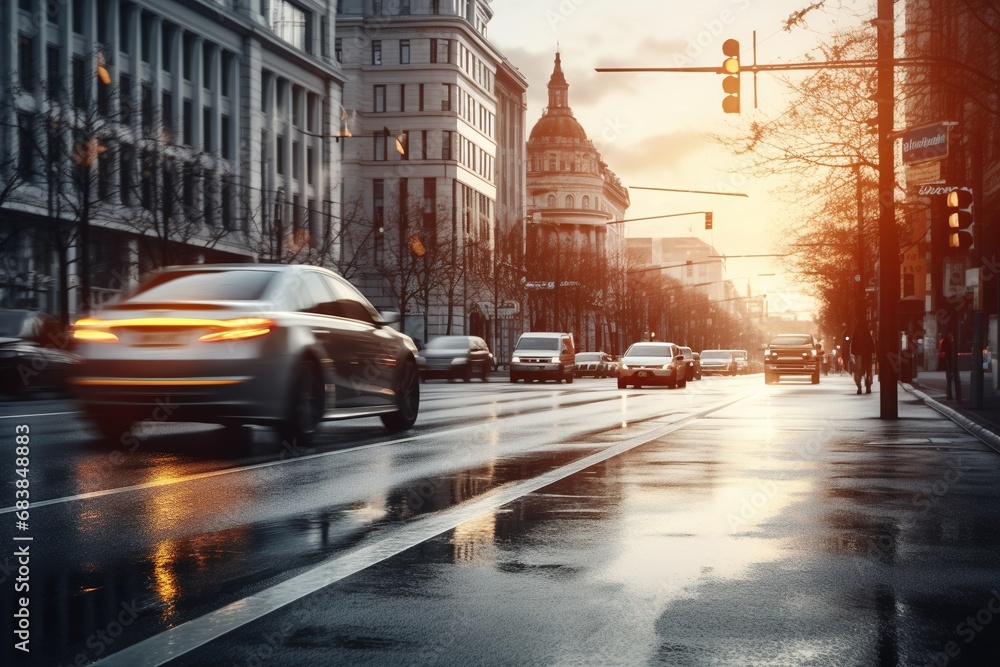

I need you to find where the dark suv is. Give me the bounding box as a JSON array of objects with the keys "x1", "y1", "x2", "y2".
[{"x1": 764, "y1": 334, "x2": 821, "y2": 384}]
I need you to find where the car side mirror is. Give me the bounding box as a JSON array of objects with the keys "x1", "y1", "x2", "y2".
[{"x1": 676, "y1": 353, "x2": 685, "y2": 360}]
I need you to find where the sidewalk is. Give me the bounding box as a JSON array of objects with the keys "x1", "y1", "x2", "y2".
[{"x1": 906, "y1": 368, "x2": 1000, "y2": 442}]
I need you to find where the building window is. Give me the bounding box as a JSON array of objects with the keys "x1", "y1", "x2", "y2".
[
  {"x1": 182, "y1": 100, "x2": 193, "y2": 145},
  {"x1": 183, "y1": 33, "x2": 194, "y2": 81},
  {"x1": 120, "y1": 143, "x2": 135, "y2": 206},
  {"x1": 582, "y1": 195, "x2": 590, "y2": 209},
  {"x1": 72, "y1": 0, "x2": 85, "y2": 34},
  {"x1": 430, "y1": 38, "x2": 450, "y2": 64},
  {"x1": 221, "y1": 52, "x2": 232, "y2": 97},
  {"x1": 442, "y1": 131, "x2": 453, "y2": 161},
  {"x1": 548, "y1": 155, "x2": 556, "y2": 171},
  {"x1": 276, "y1": 135, "x2": 285, "y2": 174},
  {"x1": 267, "y1": 0, "x2": 308, "y2": 51},
  {"x1": 47, "y1": 45, "x2": 61, "y2": 100},
  {"x1": 418, "y1": 84, "x2": 424, "y2": 111},
  {"x1": 374, "y1": 85, "x2": 386, "y2": 112},
  {"x1": 373, "y1": 179, "x2": 385, "y2": 257},
  {"x1": 441, "y1": 84, "x2": 452, "y2": 111},
  {"x1": 72, "y1": 56, "x2": 86, "y2": 108},
  {"x1": 401, "y1": 0, "x2": 411, "y2": 14},
  {"x1": 400, "y1": 40, "x2": 410, "y2": 64},
  {"x1": 420, "y1": 131, "x2": 427, "y2": 160},
  {"x1": 162, "y1": 92, "x2": 173, "y2": 137},
  {"x1": 565, "y1": 195, "x2": 574, "y2": 208},
  {"x1": 221, "y1": 115, "x2": 231, "y2": 160},
  {"x1": 335, "y1": 38, "x2": 342, "y2": 62},
  {"x1": 17, "y1": 114, "x2": 36, "y2": 181},
  {"x1": 203, "y1": 108, "x2": 214, "y2": 151},
  {"x1": 372, "y1": 40, "x2": 382, "y2": 65},
  {"x1": 292, "y1": 141, "x2": 301, "y2": 179},
  {"x1": 547, "y1": 194, "x2": 556, "y2": 208},
  {"x1": 374, "y1": 132, "x2": 386, "y2": 161},
  {"x1": 307, "y1": 146, "x2": 314, "y2": 184},
  {"x1": 221, "y1": 176, "x2": 233, "y2": 230},
  {"x1": 141, "y1": 85, "x2": 154, "y2": 130},
  {"x1": 141, "y1": 13, "x2": 154, "y2": 64},
  {"x1": 400, "y1": 84, "x2": 406, "y2": 112},
  {"x1": 432, "y1": 0, "x2": 440, "y2": 14}
]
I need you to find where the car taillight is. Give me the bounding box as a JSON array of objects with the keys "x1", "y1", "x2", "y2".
[
  {"x1": 73, "y1": 319, "x2": 119, "y2": 343},
  {"x1": 198, "y1": 318, "x2": 274, "y2": 342}
]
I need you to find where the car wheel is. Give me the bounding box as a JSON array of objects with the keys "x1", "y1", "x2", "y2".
[
  {"x1": 811, "y1": 369, "x2": 820, "y2": 384},
  {"x1": 677, "y1": 377, "x2": 686, "y2": 389},
  {"x1": 463, "y1": 365, "x2": 473, "y2": 382},
  {"x1": 510, "y1": 373, "x2": 519, "y2": 383},
  {"x1": 481, "y1": 364, "x2": 489, "y2": 381},
  {"x1": 566, "y1": 373, "x2": 573, "y2": 384},
  {"x1": 279, "y1": 358, "x2": 324, "y2": 447},
  {"x1": 381, "y1": 360, "x2": 420, "y2": 432},
  {"x1": 617, "y1": 378, "x2": 627, "y2": 389}
]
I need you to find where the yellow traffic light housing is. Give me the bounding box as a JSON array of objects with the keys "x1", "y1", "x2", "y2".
[
  {"x1": 722, "y1": 39, "x2": 740, "y2": 114},
  {"x1": 945, "y1": 187, "x2": 974, "y2": 252}
]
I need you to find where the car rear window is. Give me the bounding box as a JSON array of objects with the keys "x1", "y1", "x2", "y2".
[
  {"x1": 426, "y1": 336, "x2": 470, "y2": 349},
  {"x1": 700, "y1": 351, "x2": 730, "y2": 360},
  {"x1": 128, "y1": 270, "x2": 277, "y2": 303},
  {"x1": 625, "y1": 344, "x2": 671, "y2": 358},
  {"x1": 576, "y1": 353, "x2": 601, "y2": 361},
  {"x1": 516, "y1": 336, "x2": 560, "y2": 351}
]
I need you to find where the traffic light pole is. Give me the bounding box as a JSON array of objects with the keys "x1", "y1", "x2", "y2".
[{"x1": 876, "y1": 0, "x2": 899, "y2": 419}]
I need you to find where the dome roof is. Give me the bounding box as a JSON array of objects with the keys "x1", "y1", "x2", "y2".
[
  {"x1": 529, "y1": 113, "x2": 589, "y2": 143},
  {"x1": 528, "y1": 51, "x2": 590, "y2": 144}
]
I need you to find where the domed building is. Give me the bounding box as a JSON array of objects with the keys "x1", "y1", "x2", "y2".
[{"x1": 526, "y1": 52, "x2": 630, "y2": 353}]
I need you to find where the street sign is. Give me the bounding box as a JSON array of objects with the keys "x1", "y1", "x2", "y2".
[{"x1": 901, "y1": 122, "x2": 949, "y2": 165}]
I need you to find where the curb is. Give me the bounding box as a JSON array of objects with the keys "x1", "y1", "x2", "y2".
[{"x1": 902, "y1": 382, "x2": 1000, "y2": 454}]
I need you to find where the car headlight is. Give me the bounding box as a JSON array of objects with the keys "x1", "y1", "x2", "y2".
[
  {"x1": 621, "y1": 363, "x2": 630, "y2": 370},
  {"x1": 662, "y1": 364, "x2": 672, "y2": 369},
  {"x1": 810, "y1": 349, "x2": 817, "y2": 357},
  {"x1": 511, "y1": 356, "x2": 521, "y2": 363},
  {"x1": 550, "y1": 356, "x2": 560, "y2": 363}
]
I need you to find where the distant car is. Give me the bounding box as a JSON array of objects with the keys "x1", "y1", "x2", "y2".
[
  {"x1": 764, "y1": 334, "x2": 821, "y2": 384},
  {"x1": 678, "y1": 346, "x2": 701, "y2": 381},
  {"x1": 69, "y1": 264, "x2": 420, "y2": 445},
  {"x1": 617, "y1": 342, "x2": 687, "y2": 389},
  {"x1": 416, "y1": 335, "x2": 492, "y2": 382},
  {"x1": 700, "y1": 349, "x2": 738, "y2": 376},
  {"x1": 0, "y1": 309, "x2": 78, "y2": 397},
  {"x1": 574, "y1": 351, "x2": 613, "y2": 378},
  {"x1": 510, "y1": 332, "x2": 575, "y2": 384}
]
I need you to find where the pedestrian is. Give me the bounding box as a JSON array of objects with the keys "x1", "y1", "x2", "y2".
[
  {"x1": 849, "y1": 322, "x2": 875, "y2": 395},
  {"x1": 938, "y1": 333, "x2": 958, "y2": 401}
]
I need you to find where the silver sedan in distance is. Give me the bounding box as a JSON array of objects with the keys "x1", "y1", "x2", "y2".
[
  {"x1": 616, "y1": 342, "x2": 687, "y2": 389},
  {"x1": 70, "y1": 264, "x2": 420, "y2": 447}
]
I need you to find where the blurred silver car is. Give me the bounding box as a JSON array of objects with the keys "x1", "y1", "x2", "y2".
[
  {"x1": 416, "y1": 335, "x2": 492, "y2": 381},
  {"x1": 617, "y1": 342, "x2": 687, "y2": 389},
  {"x1": 70, "y1": 264, "x2": 420, "y2": 445},
  {"x1": 574, "y1": 351, "x2": 613, "y2": 378}
]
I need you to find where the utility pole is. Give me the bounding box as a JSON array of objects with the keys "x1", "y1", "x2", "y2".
[{"x1": 876, "y1": 0, "x2": 899, "y2": 418}]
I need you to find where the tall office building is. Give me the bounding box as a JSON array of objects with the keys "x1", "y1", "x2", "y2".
[
  {"x1": 335, "y1": 0, "x2": 527, "y2": 345},
  {"x1": 0, "y1": 0, "x2": 344, "y2": 317}
]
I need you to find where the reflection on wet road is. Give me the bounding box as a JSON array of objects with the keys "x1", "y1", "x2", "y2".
[{"x1": 5, "y1": 375, "x2": 1000, "y2": 665}]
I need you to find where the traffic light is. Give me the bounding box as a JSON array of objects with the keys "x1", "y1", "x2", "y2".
[
  {"x1": 722, "y1": 39, "x2": 740, "y2": 114},
  {"x1": 705, "y1": 212, "x2": 713, "y2": 230},
  {"x1": 945, "y1": 187, "x2": 974, "y2": 252}
]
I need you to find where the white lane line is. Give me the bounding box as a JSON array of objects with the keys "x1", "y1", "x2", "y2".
[
  {"x1": 0, "y1": 411, "x2": 79, "y2": 420},
  {"x1": 0, "y1": 391, "x2": 644, "y2": 514},
  {"x1": 92, "y1": 392, "x2": 753, "y2": 667}
]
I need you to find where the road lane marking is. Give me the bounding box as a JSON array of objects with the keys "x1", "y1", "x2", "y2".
[
  {"x1": 91, "y1": 391, "x2": 754, "y2": 667},
  {"x1": 0, "y1": 411, "x2": 79, "y2": 419},
  {"x1": 0, "y1": 390, "x2": 655, "y2": 514}
]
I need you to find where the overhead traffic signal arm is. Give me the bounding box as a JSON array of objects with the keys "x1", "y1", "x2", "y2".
[{"x1": 945, "y1": 187, "x2": 974, "y2": 252}]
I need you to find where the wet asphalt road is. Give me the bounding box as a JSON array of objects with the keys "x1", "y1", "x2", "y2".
[{"x1": 3, "y1": 374, "x2": 1000, "y2": 666}]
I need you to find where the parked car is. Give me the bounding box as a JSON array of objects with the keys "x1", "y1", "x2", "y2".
[
  {"x1": 699, "y1": 349, "x2": 738, "y2": 376},
  {"x1": 574, "y1": 351, "x2": 614, "y2": 378},
  {"x1": 416, "y1": 335, "x2": 492, "y2": 382},
  {"x1": 617, "y1": 342, "x2": 687, "y2": 389},
  {"x1": 509, "y1": 332, "x2": 575, "y2": 383},
  {"x1": 0, "y1": 309, "x2": 78, "y2": 397},
  {"x1": 70, "y1": 264, "x2": 420, "y2": 445},
  {"x1": 764, "y1": 334, "x2": 821, "y2": 384},
  {"x1": 678, "y1": 346, "x2": 701, "y2": 381}
]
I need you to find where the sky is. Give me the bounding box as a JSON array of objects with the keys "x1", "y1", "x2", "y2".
[{"x1": 488, "y1": 0, "x2": 878, "y2": 318}]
